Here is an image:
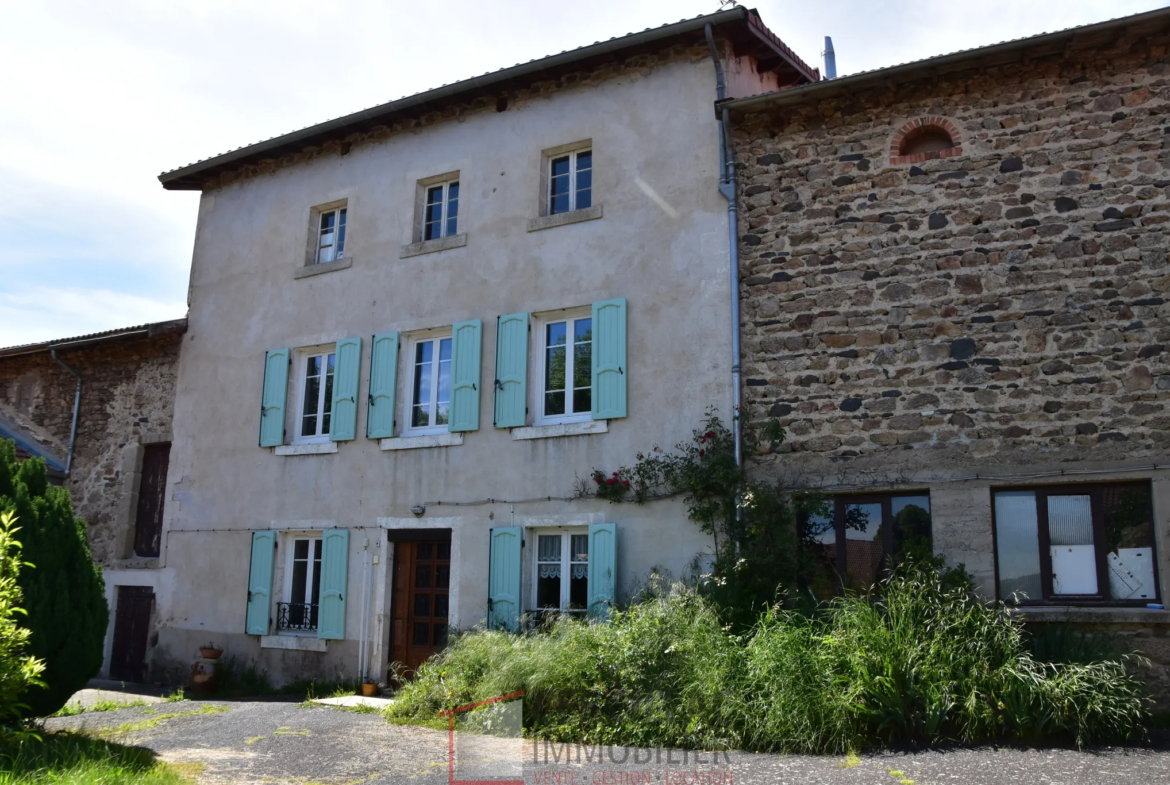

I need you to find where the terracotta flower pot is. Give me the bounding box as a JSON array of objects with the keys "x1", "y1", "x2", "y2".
[
  {"x1": 361, "y1": 683, "x2": 378, "y2": 697},
  {"x1": 200, "y1": 648, "x2": 223, "y2": 660}
]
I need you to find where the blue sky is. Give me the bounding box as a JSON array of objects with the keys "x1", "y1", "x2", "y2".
[{"x1": 1, "y1": 0, "x2": 1164, "y2": 347}]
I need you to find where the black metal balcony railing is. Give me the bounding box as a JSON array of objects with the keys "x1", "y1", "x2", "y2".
[{"x1": 277, "y1": 602, "x2": 318, "y2": 633}]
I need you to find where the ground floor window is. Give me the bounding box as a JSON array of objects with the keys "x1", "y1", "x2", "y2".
[
  {"x1": 803, "y1": 493, "x2": 932, "y2": 595},
  {"x1": 993, "y1": 482, "x2": 1158, "y2": 604},
  {"x1": 532, "y1": 530, "x2": 589, "y2": 615},
  {"x1": 279, "y1": 536, "x2": 322, "y2": 633}
]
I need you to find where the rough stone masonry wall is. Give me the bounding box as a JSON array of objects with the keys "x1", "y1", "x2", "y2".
[
  {"x1": 733, "y1": 29, "x2": 1170, "y2": 482},
  {"x1": 0, "y1": 333, "x2": 182, "y2": 565}
]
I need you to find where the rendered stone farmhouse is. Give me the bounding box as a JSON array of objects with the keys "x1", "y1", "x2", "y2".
[{"x1": 2, "y1": 5, "x2": 1169, "y2": 697}]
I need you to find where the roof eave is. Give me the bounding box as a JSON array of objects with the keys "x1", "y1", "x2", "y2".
[
  {"x1": 723, "y1": 5, "x2": 1170, "y2": 116},
  {"x1": 0, "y1": 318, "x2": 189, "y2": 359}
]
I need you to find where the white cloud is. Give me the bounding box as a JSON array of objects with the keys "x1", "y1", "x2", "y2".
[{"x1": 0, "y1": 287, "x2": 186, "y2": 348}]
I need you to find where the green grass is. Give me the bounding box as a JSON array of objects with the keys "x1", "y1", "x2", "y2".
[
  {"x1": 387, "y1": 564, "x2": 1151, "y2": 753},
  {"x1": 0, "y1": 732, "x2": 188, "y2": 785},
  {"x1": 100, "y1": 704, "x2": 228, "y2": 737},
  {"x1": 51, "y1": 699, "x2": 149, "y2": 718}
]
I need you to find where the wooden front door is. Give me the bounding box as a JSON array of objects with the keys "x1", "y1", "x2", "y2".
[
  {"x1": 133, "y1": 443, "x2": 170, "y2": 558},
  {"x1": 391, "y1": 541, "x2": 450, "y2": 674},
  {"x1": 110, "y1": 586, "x2": 154, "y2": 682}
]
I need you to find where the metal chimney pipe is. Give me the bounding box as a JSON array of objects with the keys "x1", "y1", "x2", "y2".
[{"x1": 822, "y1": 36, "x2": 837, "y2": 80}]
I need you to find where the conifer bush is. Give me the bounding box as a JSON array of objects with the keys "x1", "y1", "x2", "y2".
[{"x1": 0, "y1": 440, "x2": 107, "y2": 718}]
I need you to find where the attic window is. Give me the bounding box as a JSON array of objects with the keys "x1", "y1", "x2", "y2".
[{"x1": 889, "y1": 117, "x2": 962, "y2": 166}]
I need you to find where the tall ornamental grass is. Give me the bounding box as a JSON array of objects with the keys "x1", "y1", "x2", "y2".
[{"x1": 387, "y1": 565, "x2": 1149, "y2": 752}]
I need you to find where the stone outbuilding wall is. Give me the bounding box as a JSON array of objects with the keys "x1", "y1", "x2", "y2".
[
  {"x1": 730, "y1": 25, "x2": 1170, "y2": 479},
  {"x1": 0, "y1": 322, "x2": 186, "y2": 566}
]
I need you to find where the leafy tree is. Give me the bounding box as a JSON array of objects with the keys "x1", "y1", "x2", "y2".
[
  {"x1": 0, "y1": 440, "x2": 107, "y2": 717},
  {"x1": 0, "y1": 510, "x2": 46, "y2": 734}
]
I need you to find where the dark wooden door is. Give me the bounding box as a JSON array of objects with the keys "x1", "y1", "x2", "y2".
[
  {"x1": 110, "y1": 586, "x2": 154, "y2": 682},
  {"x1": 134, "y1": 443, "x2": 170, "y2": 558},
  {"x1": 391, "y1": 542, "x2": 450, "y2": 674}
]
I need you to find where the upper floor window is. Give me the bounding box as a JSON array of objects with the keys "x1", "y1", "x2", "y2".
[
  {"x1": 406, "y1": 332, "x2": 453, "y2": 435},
  {"x1": 993, "y1": 482, "x2": 1157, "y2": 605},
  {"x1": 549, "y1": 149, "x2": 592, "y2": 215},
  {"x1": 296, "y1": 349, "x2": 335, "y2": 443},
  {"x1": 423, "y1": 180, "x2": 460, "y2": 241},
  {"x1": 803, "y1": 493, "x2": 933, "y2": 596},
  {"x1": 536, "y1": 311, "x2": 592, "y2": 425},
  {"x1": 316, "y1": 207, "x2": 347, "y2": 264}
]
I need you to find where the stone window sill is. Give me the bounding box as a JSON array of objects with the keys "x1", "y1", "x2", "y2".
[
  {"x1": 511, "y1": 420, "x2": 607, "y2": 440},
  {"x1": 274, "y1": 442, "x2": 338, "y2": 456},
  {"x1": 1008, "y1": 606, "x2": 1170, "y2": 624},
  {"x1": 295, "y1": 256, "x2": 353, "y2": 279},
  {"x1": 380, "y1": 432, "x2": 464, "y2": 451},
  {"x1": 260, "y1": 635, "x2": 328, "y2": 652},
  {"x1": 115, "y1": 558, "x2": 160, "y2": 570},
  {"x1": 527, "y1": 204, "x2": 602, "y2": 233},
  {"x1": 400, "y1": 233, "x2": 468, "y2": 258}
]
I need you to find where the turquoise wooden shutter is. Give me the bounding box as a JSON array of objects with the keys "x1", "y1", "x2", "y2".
[
  {"x1": 366, "y1": 332, "x2": 399, "y2": 439},
  {"x1": 245, "y1": 531, "x2": 276, "y2": 635},
  {"x1": 317, "y1": 529, "x2": 349, "y2": 640},
  {"x1": 591, "y1": 299, "x2": 627, "y2": 420},
  {"x1": 494, "y1": 313, "x2": 528, "y2": 428},
  {"x1": 259, "y1": 349, "x2": 289, "y2": 447},
  {"x1": 587, "y1": 523, "x2": 616, "y2": 621},
  {"x1": 488, "y1": 527, "x2": 522, "y2": 632},
  {"x1": 330, "y1": 337, "x2": 362, "y2": 442},
  {"x1": 449, "y1": 319, "x2": 482, "y2": 432}
]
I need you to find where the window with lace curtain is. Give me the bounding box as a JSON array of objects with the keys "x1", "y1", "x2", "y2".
[{"x1": 533, "y1": 530, "x2": 589, "y2": 612}]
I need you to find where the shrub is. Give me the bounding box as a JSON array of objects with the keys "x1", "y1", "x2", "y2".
[
  {"x1": 387, "y1": 564, "x2": 1149, "y2": 751},
  {"x1": 0, "y1": 511, "x2": 46, "y2": 735},
  {"x1": 0, "y1": 441, "x2": 107, "y2": 718}
]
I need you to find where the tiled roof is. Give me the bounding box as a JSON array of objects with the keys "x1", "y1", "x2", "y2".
[{"x1": 0, "y1": 318, "x2": 187, "y2": 358}]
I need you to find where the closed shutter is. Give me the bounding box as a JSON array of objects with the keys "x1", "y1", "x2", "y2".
[
  {"x1": 488, "y1": 527, "x2": 522, "y2": 632},
  {"x1": 330, "y1": 337, "x2": 362, "y2": 442},
  {"x1": 366, "y1": 332, "x2": 399, "y2": 439},
  {"x1": 317, "y1": 529, "x2": 349, "y2": 640},
  {"x1": 259, "y1": 349, "x2": 290, "y2": 447},
  {"x1": 493, "y1": 312, "x2": 529, "y2": 428},
  {"x1": 587, "y1": 523, "x2": 616, "y2": 621},
  {"x1": 245, "y1": 531, "x2": 276, "y2": 635},
  {"x1": 591, "y1": 299, "x2": 627, "y2": 420},
  {"x1": 449, "y1": 319, "x2": 482, "y2": 432}
]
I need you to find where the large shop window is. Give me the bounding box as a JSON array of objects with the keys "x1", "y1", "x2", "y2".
[
  {"x1": 803, "y1": 493, "x2": 933, "y2": 595},
  {"x1": 993, "y1": 483, "x2": 1158, "y2": 605}
]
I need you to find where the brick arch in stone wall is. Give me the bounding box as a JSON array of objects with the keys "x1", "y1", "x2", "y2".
[{"x1": 889, "y1": 116, "x2": 963, "y2": 166}]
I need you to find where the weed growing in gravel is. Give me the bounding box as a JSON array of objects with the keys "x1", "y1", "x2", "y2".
[
  {"x1": 99, "y1": 704, "x2": 228, "y2": 737},
  {"x1": 0, "y1": 732, "x2": 185, "y2": 785},
  {"x1": 387, "y1": 564, "x2": 1150, "y2": 752},
  {"x1": 52, "y1": 699, "x2": 149, "y2": 718}
]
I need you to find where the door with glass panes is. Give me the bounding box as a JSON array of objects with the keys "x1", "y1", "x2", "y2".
[{"x1": 391, "y1": 541, "x2": 450, "y2": 673}]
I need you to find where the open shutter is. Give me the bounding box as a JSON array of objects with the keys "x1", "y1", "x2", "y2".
[
  {"x1": 259, "y1": 349, "x2": 289, "y2": 447},
  {"x1": 488, "y1": 527, "x2": 522, "y2": 632},
  {"x1": 493, "y1": 312, "x2": 528, "y2": 428},
  {"x1": 366, "y1": 332, "x2": 399, "y2": 439},
  {"x1": 591, "y1": 299, "x2": 627, "y2": 420},
  {"x1": 587, "y1": 523, "x2": 616, "y2": 621},
  {"x1": 449, "y1": 319, "x2": 482, "y2": 432},
  {"x1": 245, "y1": 531, "x2": 276, "y2": 635},
  {"x1": 330, "y1": 337, "x2": 362, "y2": 442},
  {"x1": 317, "y1": 528, "x2": 349, "y2": 640}
]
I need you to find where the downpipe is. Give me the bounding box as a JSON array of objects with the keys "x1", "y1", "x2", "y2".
[{"x1": 50, "y1": 349, "x2": 81, "y2": 475}]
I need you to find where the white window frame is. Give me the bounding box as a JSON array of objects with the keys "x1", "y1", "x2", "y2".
[
  {"x1": 530, "y1": 528, "x2": 589, "y2": 613},
  {"x1": 547, "y1": 148, "x2": 592, "y2": 216},
  {"x1": 534, "y1": 308, "x2": 593, "y2": 426},
  {"x1": 422, "y1": 179, "x2": 460, "y2": 241},
  {"x1": 316, "y1": 206, "x2": 347, "y2": 264},
  {"x1": 292, "y1": 347, "x2": 336, "y2": 445},
  {"x1": 403, "y1": 329, "x2": 454, "y2": 437},
  {"x1": 281, "y1": 533, "x2": 323, "y2": 636}
]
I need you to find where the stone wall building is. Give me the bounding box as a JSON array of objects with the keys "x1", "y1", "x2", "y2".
[
  {"x1": 0, "y1": 318, "x2": 187, "y2": 681},
  {"x1": 726, "y1": 8, "x2": 1170, "y2": 700}
]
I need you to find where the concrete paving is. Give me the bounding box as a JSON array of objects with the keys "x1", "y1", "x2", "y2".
[{"x1": 42, "y1": 696, "x2": 1170, "y2": 784}]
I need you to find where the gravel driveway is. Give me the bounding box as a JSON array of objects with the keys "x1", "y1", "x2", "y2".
[{"x1": 43, "y1": 698, "x2": 1170, "y2": 784}]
